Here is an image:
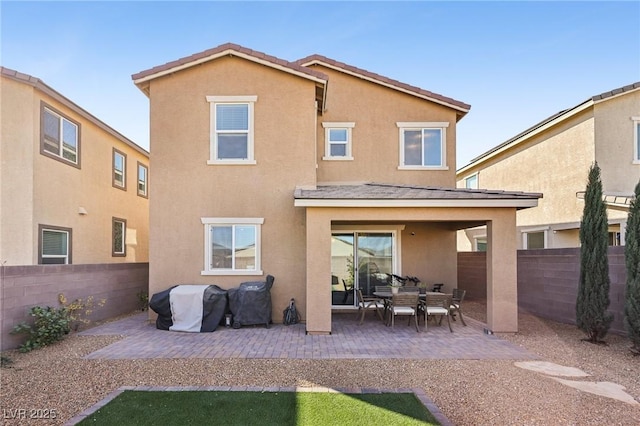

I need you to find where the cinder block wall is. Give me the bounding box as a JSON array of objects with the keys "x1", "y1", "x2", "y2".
[
  {"x1": 458, "y1": 247, "x2": 627, "y2": 334},
  {"x1": 1, "y1": 263, "x2": 149, "y2": 350}
]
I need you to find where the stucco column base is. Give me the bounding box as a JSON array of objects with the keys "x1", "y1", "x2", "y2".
[
  {"x1": 486, "y1": 212, "x2": 518, "y2": 333},
  {"x1": 305, "y1": 209, "x2": 332, "y2": 334}
]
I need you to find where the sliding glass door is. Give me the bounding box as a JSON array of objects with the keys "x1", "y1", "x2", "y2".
[{"x1": 331, "y1": 232, "x2": 394, "y2": 307}]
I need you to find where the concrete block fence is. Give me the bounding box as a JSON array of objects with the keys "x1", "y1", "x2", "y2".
[
  {"x1": 1, "y1": 262, "x2": 148, "y2": 350},
  {"x1": 458, "y1": 246, "x2": 627, "y2": 334}
]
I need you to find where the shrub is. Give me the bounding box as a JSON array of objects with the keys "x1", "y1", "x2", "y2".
[
  {"x1": 58, "y1": 293, "x2": 106, "y2": 331},
  {"x1": 624, "y1": 180, "x2": 640, "y2": 355},
  {"x1": 11, "y1": 306, "x2": 70, "y2": 352},
  {"x1": 576, "y1": 163, "x2": 613, "y2": 343}
]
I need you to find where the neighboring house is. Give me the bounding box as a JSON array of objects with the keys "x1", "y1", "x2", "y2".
[
  {"x1": 457, "y1": 82, "x2": 640, "y2": 251},
  {"x1": 0, "y1": 67, "x2": 150, "y2": 266},
  {"x1": 132, "y1": 43, "x2": 540, "y2": 334}
]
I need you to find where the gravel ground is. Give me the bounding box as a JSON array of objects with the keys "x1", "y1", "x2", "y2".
[{"x1": 1, "y1": 301, "x2": 639, "y2": 425}]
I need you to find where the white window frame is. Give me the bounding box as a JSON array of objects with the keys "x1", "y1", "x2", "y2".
[
  {"x1": 112, "y1": 217, "x2": 126, "y2": 257},
  {"x1": 137, "y1": 162, "x2": 148, "y2": 198},
  {"x1": 206, "y1": 96, "x2": 257, "y2": 165},
  {"x1": 396, "y1": 122, "x2": 449, "y2": 170},
  {"x1": 474, "y1": 235, "x2": 487, "y2": 252},
  {"x1": 113, "y1": 148, "x2": 126, "y2": 190},
  {"x1": 522, "y1": 227, "x2": 548, "y2": 249},
  {"x1": 322, "y1": 122, "x2": 355, "y2": 160},
  {"x1": 465, "y1": 173, "x2": 479, "y2": 189},
  {"x1": 201, "y1": 217, "x2": 264, "y2": 275},
  {"x1": 39, "y1": 225, "x2": 71, "y2": 264},
  {"x1": 41, "y1": 104, "x2": 80, "y2": 166},
  {"x1": 632, "y1": 116, "x2": 640, "y2": 164}
]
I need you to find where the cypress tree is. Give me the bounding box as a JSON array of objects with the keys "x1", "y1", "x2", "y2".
[
  {"x1": 576, "y1": 162, "x2": 613, "y2": 343},
  {"x1": 624, "y1": 180, "x2": 640, "y2": 355}
]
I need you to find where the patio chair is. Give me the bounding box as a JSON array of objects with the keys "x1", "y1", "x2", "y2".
[
  {"x1": 399, "y1": 286, "x2": 419, "y2": 293},
  {"x1": 431, "y1": 283, "x2": 444, "y2": 292},
  {"x1": 355, "y1": 289, "x2": 385, "y2": 325},
  {"x1": 450, "y1": 288, "x2": 467, "y2": 326},
  {"x1": 387, "y1": 293, "x2": 420, "y2": 332},
  {"x1": 422, "y1": 293, "x2": 453, "y2": 332}
]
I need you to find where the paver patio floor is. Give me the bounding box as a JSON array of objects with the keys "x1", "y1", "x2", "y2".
[{"x1": 80, "y1": 311, "x2": 538, "y2": 360}]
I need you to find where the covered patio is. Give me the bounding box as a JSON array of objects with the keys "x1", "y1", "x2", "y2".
[{"x1": 294, "y1": 183, "x2": 542, "y2": 335}]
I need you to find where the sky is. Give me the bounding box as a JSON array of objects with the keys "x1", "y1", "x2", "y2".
[{"x1": 2, "y1": 1, "x2": 639, "y2": 167}]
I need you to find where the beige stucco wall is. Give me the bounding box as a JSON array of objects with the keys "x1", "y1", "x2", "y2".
[
  {"x1": 593, "y1": 90, "x2": 640, "y2": 194},
  {"x1": 147, "y1": 57, "x2": 318, "y2": 310},
  {"x1": 1, "y1": 75, "x2": 149, "y2": 266},
  {"x1": 457, "y1": 108, "x2": 596, "y2": 249},
  {"x1": 1, "y1": 78, "x2": 35, "y2": 265},
  {"x1": 310, "y1": 64, "x2": 458, "y2": 187}
]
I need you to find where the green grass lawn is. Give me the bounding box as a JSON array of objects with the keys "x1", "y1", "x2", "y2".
[{"x1": 78, "y1": 390, "x2": 440, "y2": 425}]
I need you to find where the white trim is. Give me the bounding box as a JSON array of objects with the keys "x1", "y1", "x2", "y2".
[
  {"x1": 521, "y1": 226, "x2": 549, "y2": 249},
  {"x1": 396, "y1": 122, "x2": 450, "y2": 128},
  {"x1": 299, "y1": 59, "x2": 470, "y2": 114},
  {"x1": 208, "y1": 96, "x2": 257, "y2": 164},
  {"x1": 294, "y1": 198, "x2": 539, "y2": 208},
  {"x1": 397, "y1": 124, "x2": 447, "y2": 168},
  {"x1": 201, "y1": 217, "x2": 264, "y2": 275},
  {"x1": 632, "y1": 116, "x2": 640, "y2": 164},
  {"x1": 322, "y1": 122, "x2": 355, "y2": 161},
  {"x1": 134, "y1": 49, "x2": 327, "y2": 86}
]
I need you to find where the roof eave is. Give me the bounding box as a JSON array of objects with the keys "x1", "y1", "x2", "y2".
[{"x1": 293, "y1": 198, "x2": 539, "y2": 209}]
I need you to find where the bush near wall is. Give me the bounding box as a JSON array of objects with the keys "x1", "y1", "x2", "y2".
[{"x1": 1, "y1": 263, "x2": 149, "y2": 350}]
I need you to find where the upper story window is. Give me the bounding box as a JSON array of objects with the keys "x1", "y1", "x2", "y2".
[
  {"x1": 206, "y1": 96, "x2": 257, "y2": 165},
  {"x1": 39, "y1": 225, "x2": 72, "y2": 264},
  {"x1": 41, "y1": 103, "x2": 80, "y2": 168},
  {"x1": 633, "y1": 116, "x2": 640, "y2": 164},
  {"x1": 201, "y1": 217, "x2": 264, "y2": 275},
  {"x1": 112, "y1": 217, "x2": 126, "y2": 257},
  {"x1": 396, "y1": 122, "x2": 449, "y2": 170},
  {"x1": 112, "y1": 148, "x2": 127, "y2": 190},
  {"x1": 137, "y1": 162, "x2": 148, "y2": 198},
  {"x1": 322, "y1": 122, "x2": 355, "y2": 160},
  {"x1": 465, "y1": 173, "x2": 478, "y2": 189}
]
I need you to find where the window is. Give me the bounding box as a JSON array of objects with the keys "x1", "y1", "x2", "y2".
[
  {"x1": 474, "y1": 236, "x2": 487, "y2": 252},
  {"x1": 465, "y1": 174, "x2": 478, "y2": 189},
  {"x1": 112, "y1": 217, "x2": 126, "y2": 257},
  {"x1": 524, "y1": 231, "x2": 546, "y2": 249},
  {"x1": 397, "y1": 122, "x2": 449, "y2": 169},
  {"x1": 609, "y1": 232, "x2": 621, "y2": 246},
  {"x1": 633, "y1": 117, "x2": 640, "y2": 163},
  {"x1": 38, "y1": 225, "x2": 71, "y2": 264},
  {"x1": 113, "y1": 148, "x2": 127, "y2": 190},
  {"x1": 40, "y1": 103, "x2": 80, "y2": 167},
  {"x1": 201, "y1": 217, "x2": 264, "y2": 275},
  {"x1": 322, "y1": 122, "x2": 355, "y2": 160},
  {"x1": 206, "y1": 96, "x2": 257, "y2": 164},
  {"x1": 137, "y1": 162, "x2": 148, "y2": 198}
]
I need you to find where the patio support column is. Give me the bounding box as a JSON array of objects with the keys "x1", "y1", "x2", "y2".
[
  {"x1": 305, "y1": 208, "x2": 332, "y2": 334},
  {"x1": 486, "y1": 210, "x2": 518, "y2": 333}
]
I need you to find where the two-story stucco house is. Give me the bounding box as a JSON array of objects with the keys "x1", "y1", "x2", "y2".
[
  {"x1": 1, "y1": 67, "x2": 150, "y2": 266},
  {"x1": 457, "y1": 82, "x2": 640, "y2": 251},
  {"x1": 132, "y1": 43, "x2": 540, "y2": 334}
]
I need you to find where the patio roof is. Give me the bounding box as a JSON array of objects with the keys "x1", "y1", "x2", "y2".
[{"x1": 294, "y1": 182, "x2": 541, "y2": 209}]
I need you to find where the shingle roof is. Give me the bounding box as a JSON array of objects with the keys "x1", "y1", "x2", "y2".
[
  {"x1": 1, "y1": 66, "x2": 148, "y2": 157},
  {"x1": 460, "y1": 81, "x2": 640, "y2": 171},
  {"x1": 296, "y1": 54, "x2": 471, "y2": 114},
  {"x1": 131, "y1": 42, "x2": 328, "y2": 83},
  {"x1": 294, "y1": 182, "x2": 541, "y2": 200}
]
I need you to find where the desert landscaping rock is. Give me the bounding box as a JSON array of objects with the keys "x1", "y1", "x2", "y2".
[{"x1": 514, "y1": 361, "x2": 590, "y2": 377}]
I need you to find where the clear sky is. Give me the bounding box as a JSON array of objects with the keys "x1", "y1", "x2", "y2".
[{"x1": 2, "y1": 1, "x2": 639, "y2": 166}]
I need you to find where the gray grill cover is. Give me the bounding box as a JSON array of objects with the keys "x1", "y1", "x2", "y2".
[
  {"x1": 228, "y1": 275, "x2": 274, "y2": 328},
  {"x1": 149, "y1": 284, "x2": 228, "y2": 332}
]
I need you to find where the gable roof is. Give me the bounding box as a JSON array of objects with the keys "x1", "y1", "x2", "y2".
[
  {"x1": 1, "y1": 66, "x2": 148, "y2": 157},
  {"x1": 294, "y1": 182, "x2": 541, "y2": 209},
  {"x1": 296, "y1": 54, "x2": 471, "y2": 119},
  {"x1": 458, "y1": 81, "x2": 640, "y2": 174},
  {"x1": 132, "y1": 43, "x2": 328, "y2": 98}
]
